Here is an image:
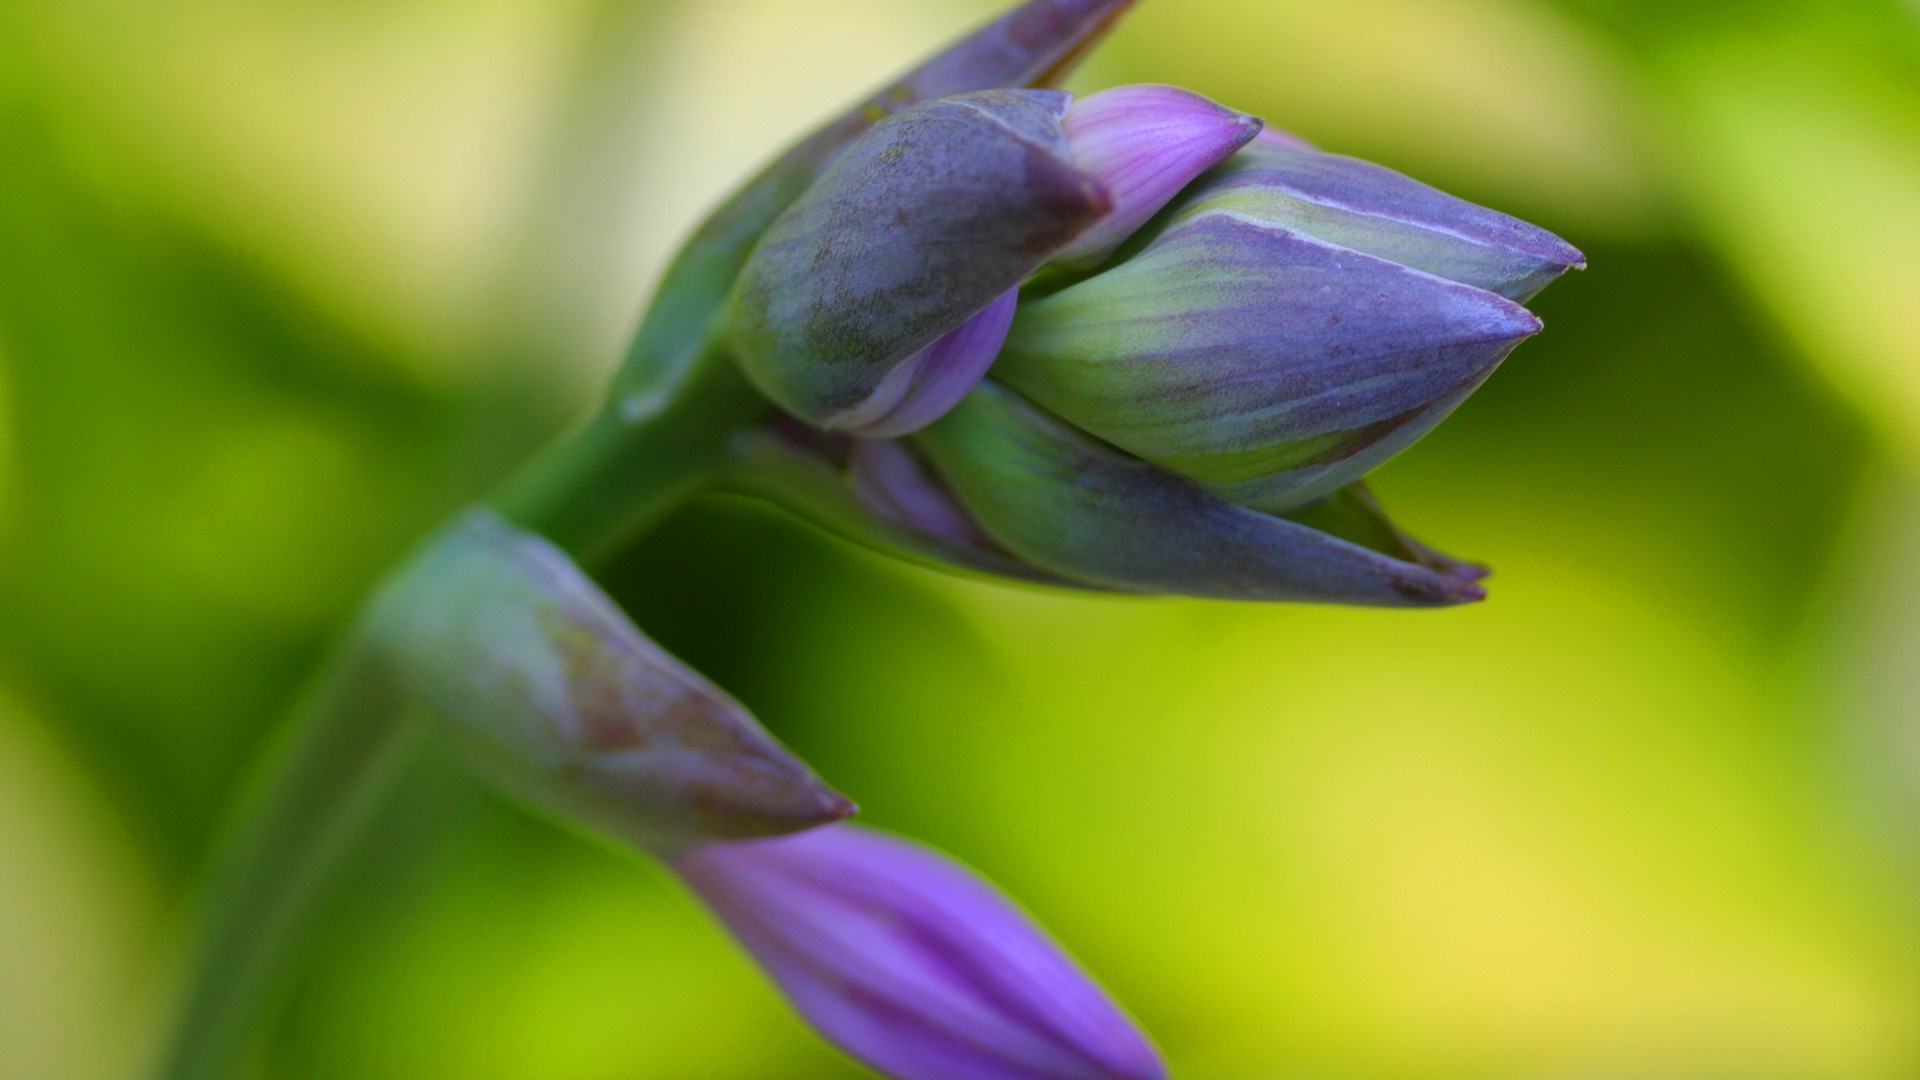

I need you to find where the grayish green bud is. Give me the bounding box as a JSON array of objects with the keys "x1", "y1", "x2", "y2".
[
  {"x1": 368, "y1": 511, "x2": 854, "y2": 856},
  {"x1": 728, "y1": 90, "x2": 1110, "y2": 432}
]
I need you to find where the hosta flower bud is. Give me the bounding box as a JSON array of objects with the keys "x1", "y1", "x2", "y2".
[
  {"x1": 694, "y1": 3, "x2": 1584, "y2": 606},
  {"x1": 1169, "y1": 137, "x2": 1586, "y2": 302},
  {"x1": 728, "y1": 90, "x2": 1110, "y2": 435},
  {"x1": 996, "y1": 204, "x2": 1554, "y2": 513},
  {"x1": 676, "y1": 824, "x2": 1167, "y2": 1080},
  {"x1": 912, "y1": 382, "x2": 1487, "y2": 605},
  {"x1": 368, "y1": 511, "x2": 853, "y2": 855},
  {"x1": 1052, "y1": 84, "x2": 1263, "y2": 266}
]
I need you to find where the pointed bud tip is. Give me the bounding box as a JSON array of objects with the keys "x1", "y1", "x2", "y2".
[
  {"x1": 677, "y1": 824, "x2": 1167, "y2": 1080},
  {"x1": 1395, "y1": 573, "x2": 1488, "y2": 606},
  {"x1": 1053, "y1": 84, "x2": 1264, "y2": 264}
]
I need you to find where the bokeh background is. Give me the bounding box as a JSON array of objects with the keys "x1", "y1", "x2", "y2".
[{"x1": 3, "y1": 0, "x2": 1920, "y2": 1077}]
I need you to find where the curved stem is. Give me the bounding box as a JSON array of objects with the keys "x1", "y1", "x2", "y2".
[
  {"x1": 490, "y1": 349, "x2": 772, "y2": 565},
  {"x1": 153, "y1": 634, "x2": 424, "y2": 1080},
  {"x1": 154, "y1": 348, "x2": 769, "y2": 1080}
]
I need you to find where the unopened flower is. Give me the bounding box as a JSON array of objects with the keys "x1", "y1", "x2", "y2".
[
  {"x1": 727, "y1": 83, "x2": 1257, "y2": 439},
  {"x1": 993, "y1": 137, "x2": 1583, "y2": 513},
  {"x1": 728, "y1": 89, "x2": 1110, "y2": 436},
  {"x1": 368, "y1": 511, "x2": 853, "y2": 854},
  {"x1": 718, "y1": 73, "x2": 1580, "y2": 604},
  {"x1": 1052, "y1": 84, "x2": 1262, "y2": 266},
  {"x1": 677, "y1": 825, "x2": 1166, "y2": 1080}
]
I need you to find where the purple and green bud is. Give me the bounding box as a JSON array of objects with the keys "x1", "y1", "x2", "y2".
[
  {"x1": 676, "y1": 824, "x2": 1167, "y2": 1080},
  {"x1": 1167, "y1": 137, "x2": 1587, "y2": 302},
  {"x1": 698, "y1": 0, "x2": 1583, "y2": 606},
  {"x1": 728, "y1": 90, "x2": 1109, "y2": 434},
  {"x1": 368, "y1": 511, "x2": 853, "y2": 855},
  {"x1": 995, "y1": 210, "x2": 1545, "y2": 513},
  {"x1": 912, "y1": 382, "x2": 1488, "y2": 605}
]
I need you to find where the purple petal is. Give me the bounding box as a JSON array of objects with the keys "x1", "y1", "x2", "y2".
[
  {"x1": 848, "y1": 438, "x2": 998, "y2": 548},
  {"x1": 1179, "y1": 138, "x2": 1585, "y2": 301},
  {"x1": 835, "y1": 289, "x2": 1021, "y2": 437},
  {"x1": 676, "y1": 825, "x2": 1167, "y2": 1080},
  {"x1": 1054, "y1": 85, "x2": 1262, "y2": 265}
]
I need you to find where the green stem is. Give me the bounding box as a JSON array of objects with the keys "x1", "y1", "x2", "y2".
[
  {"x1": 154, "y1": 347, "x2": 768, "y2": 1080},
  {"x1": 490, "y1": 349, "x2": 773, "y2": 565},
  {"x1": 153, "y1": 635, "x2": 424, "y2": 1080}
]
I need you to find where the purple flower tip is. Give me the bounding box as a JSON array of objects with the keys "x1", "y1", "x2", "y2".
[
  {"x1": 1055, "y1": 84, "x2": 1263, "y2": 265},
  {"x1": 833, "y1": 289, "x2": 1022, "y2": 438},
  {"x1": 676, "y1": 825, "x2": 1168, "y2": 1080}
]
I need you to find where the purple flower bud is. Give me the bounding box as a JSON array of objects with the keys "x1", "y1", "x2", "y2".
[
  {"x1": 676, "y1": 824, "x2": 1167, "y2": 1080},
  {"x1": 996, "y1": 211, "x2": 1543, "y2": 513},
  {"x1": 368, "y1": 511, "x2": 854, "y2": 855},
  {"x1": 1169, "y1": 137, "x2": 1585, "y2": 302},
  {"x1": 728, "y1": 90, "x2": 1110, "y2": 433},
  {"x1": 1052, "y1": 85, "x2": 1262, "y2": 266},
  {"x1": 912, "y1": 381, "x2": 1487, "y2": 606}
]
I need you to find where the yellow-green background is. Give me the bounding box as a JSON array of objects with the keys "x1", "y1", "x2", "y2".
[{"x1": 3, "y1": 0, "x2": 1920, "y2": 1077}]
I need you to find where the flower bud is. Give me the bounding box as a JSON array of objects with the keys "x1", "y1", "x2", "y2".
[
  {"x1": 728, "y1": 90, "x2": 1110, "y2": 435},
  {"x1": 995, "y1": 211, "x2": 1545, "y2": 513},
  {"x1": 912, "y1": 381, "x2": 1487, "y2": 606},
  {"x1": 1168, "y1": 137, "x2": 1586, "y2": 302},
  {"x1": 1052, "y1": 84, "x2": 1263, "y2": 266},
  {"x1": 676, "y1": 824, "x2": 1167, "y2": 1080},
  {"x1": 368, "y1": 511, "x2": 854, "y2": 855}
]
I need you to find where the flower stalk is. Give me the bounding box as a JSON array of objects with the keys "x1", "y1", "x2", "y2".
[
  {"x1": 152, "y1": 4, "x2": 1152, "y2": 1078},
  {"x1": 153, "y1": 635, "x2": 426, "y2": 1080},
  {"x1": 150, "y1": 0, "x2": 1585, "y2": 1074}
]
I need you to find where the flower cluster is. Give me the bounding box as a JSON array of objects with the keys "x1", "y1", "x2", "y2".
[
  {"x1": 372, "y1": 0, "x2": 1582, "y2": 1077},
  {"x1": 722, "y1": 81, "x2": 1580, "y2": 606}
]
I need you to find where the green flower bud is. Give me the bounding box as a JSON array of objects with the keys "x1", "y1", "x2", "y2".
[{"x1": 368, "y1": 512, "x2": 853, "y2": 855}]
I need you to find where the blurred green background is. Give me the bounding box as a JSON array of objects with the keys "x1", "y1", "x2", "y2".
[{"x1": 4, "y1": 0, "x2": 1920, "y2": 1077}]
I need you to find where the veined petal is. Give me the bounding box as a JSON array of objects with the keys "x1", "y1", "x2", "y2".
[
  {"x1": 677, "y1": 825, "x2": 1167, "y2": 1080},
  {"x1": 997, "y1": 213, "x2": 1540, "y2": 511},
  {"x1": 1053, "y1": 84, "x2": 1262, "y2": 265},
  {"x1": 913, "y1": 382, "x2": 1487, "y2": 606},
  {"x1": 1172, "y1": 138, "x2": 1585, "y2": 301}
]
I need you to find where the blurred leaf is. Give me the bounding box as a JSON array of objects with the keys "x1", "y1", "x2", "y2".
[
  {"x1": 1657, "y1": 32, "x2": 1920, "y2": 463},
  {"x1": 920, "y1": 565, "x2": 1920, "y2": 1079},
  {"x1": 1383, "y1": 242, "x2": 1874, "y2": 655},
  {"x1": 18, "y1": 0, "x2": 600, "y2": 380},
  {"x1": 0, "y1": 691, "x2": 156, "y2": 1080},
  {"x1": 0, "y1": 329, "x2": 13, "y2": 549},
  {"x1": 0, "y1": 107, "x2": 491, "y2": 872}
]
